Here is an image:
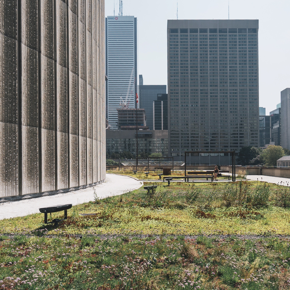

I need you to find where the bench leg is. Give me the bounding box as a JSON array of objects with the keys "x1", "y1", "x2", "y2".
[
  {"x1": 64, "y1": 210, "x2": 67, "y2": 220},
  {"x1": 44, "y1": 213, "x2": 47, "y2": 224}
]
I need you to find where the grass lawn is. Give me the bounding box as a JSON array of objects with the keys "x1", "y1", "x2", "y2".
[{"x1": 2, "y1": 181, "x2": 290, "y2": 289}]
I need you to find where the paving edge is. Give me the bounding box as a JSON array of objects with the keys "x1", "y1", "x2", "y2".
[{"x1": 0, "y1": 179, "x2": 106, "y2": 204}]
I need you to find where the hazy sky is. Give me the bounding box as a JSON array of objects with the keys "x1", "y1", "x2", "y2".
[{"x1": 105, "y1": 0, "x2": 290, "y2": 114}]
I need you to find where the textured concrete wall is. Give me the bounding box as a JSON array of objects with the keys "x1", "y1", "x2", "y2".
[{"x1": 0, "y1": 0, "x2": 106, "y2": 197}]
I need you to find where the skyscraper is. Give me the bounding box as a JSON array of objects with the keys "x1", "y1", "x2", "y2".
[
  {"x1": 106, "y1": 15, "x2": 137, "y2": 129},
  {"x1": 139, "y1": 84, "x2": 166, "y2": 130},
  {"x1": 167, "y1": 20, "x2": 259, "y2": 161},
  {"x1": 281, "y1": 88, "x2": 290, "y2": 150},
  {"x1": 153, "y1": 94, "x2": 168, "y2": 130}
]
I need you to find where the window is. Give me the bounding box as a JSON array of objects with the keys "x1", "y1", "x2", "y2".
[
  {"x1": 190, "y1": 29, "x2": 198, "y2": 33},
  {"x1": 170, "y1": 29, "x2": 178, "y2": 33},
  {"x1": 209, "y1": 29, "x2": 217, "y2": 33},
  {"x1": 229, "y1": 28, "x2": 237, "y2": 33},
  {"x1": 238, "y1": 28, "x2": 247, "y2": 33},
  {"x1": 219, "y1": 29, "x2": 227, "y2": 33},
  {"x1": 180, "y1": 29, "x2": 188, "y2": 33},
  {"x1": 200, "y1": 29, "x2": 208, "y2": 33},
  {"x1": 248, "y1": 28, "x2": 257, "y2": 33}
]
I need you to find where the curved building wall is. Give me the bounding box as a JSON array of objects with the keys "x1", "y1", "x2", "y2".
[{"x1": 0, "y1": 0, "x2": 106, "y2": 197}]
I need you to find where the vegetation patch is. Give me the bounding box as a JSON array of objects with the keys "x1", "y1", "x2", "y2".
[
  {"x1": 1, "y1": 235, "x2": 290, "y2": 289},
  {"x1": 1, "y1": 181, "x2": 290, "y2": 236}
]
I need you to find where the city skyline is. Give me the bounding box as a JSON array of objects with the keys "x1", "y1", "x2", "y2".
[{"x1": 105, "y1": 0, "x2": 290, "y2": 114}]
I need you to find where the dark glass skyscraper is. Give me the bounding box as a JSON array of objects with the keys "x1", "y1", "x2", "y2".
[
  {"x1": 139, "y1": 85, "x2": 166, "y2": 130},
  {"x1": 167, "y1": 20, "x2": 259, "y2": 159},
  {"x1": 153, "y1": 94, "x2": 168, "y2": 130}
]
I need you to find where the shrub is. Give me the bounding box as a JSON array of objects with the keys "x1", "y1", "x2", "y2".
[
  {"x1": 274, "y1": 188, "x2": 290, "y2": 208},
  {"x1": 247, "y1": 183, "x2": 270, "y2": 208}
]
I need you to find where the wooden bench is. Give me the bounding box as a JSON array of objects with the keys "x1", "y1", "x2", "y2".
[
  {"x1": 188, "y1": 171, "x2": 213, "y2": 175},
  {"x1": 145, "y1": 172, "x2": 149, "y2": 177},
  {"x1": 39, "y1": 204, "x2": 72, "y2": 224},
  {"x1": 144, "y1": 185, "x2": 157, "y2": 196},
  {"x1": 186, "y1": 175, "x2": 213, "y2": 182},
  {"x1": 163, "y1": 175, "x2": 213, "y2": 183}
]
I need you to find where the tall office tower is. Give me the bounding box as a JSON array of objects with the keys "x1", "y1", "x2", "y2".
[
  {"x1": 281, "y1": 89, "x2": 290, "y2": 150},
  {"x1": 270, "y1": 107, "x2": 281, "y2": 146},
  {"x1": 259, "y1": 115, "x2": 271, "y2": 148},
  {"x1": 106, "y1": 16, "x2": 137, "y2": 129},
  {"x1": 259, "y1": 107, "x2": 266, "y2": 116},
  {"x1": 153, "y1": 94, "x2": 168, "y2": 130},
  {"x1": 139, "y1": 75, "x2": 144, "y2": 86},
  {"x1": 168, "y1": 20, "x2": 259, "y2": 161},
  {"x1": 139, "y1": 84, "x2": 166, "y2": 130},
  {"x1": 0, "y1": 0, "x2": 106, "y2": 198}
]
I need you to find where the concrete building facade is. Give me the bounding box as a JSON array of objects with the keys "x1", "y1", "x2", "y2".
[
  {"x1": 0, "y1": 0, "x2": 106, "y2": 198},
  {"x1": 106, "y1": 16, "x2": 137, "y2": 129},
  {"x1": 167, "y1": 20, "x2": 259, "y2": 162},
  {"x1": 281, "y1": 89, "x2": 290, "y2": 150}
]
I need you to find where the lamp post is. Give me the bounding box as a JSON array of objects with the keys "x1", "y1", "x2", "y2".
[{"x1": 135, "y1": 93, "x2": 139, "y2": 173}]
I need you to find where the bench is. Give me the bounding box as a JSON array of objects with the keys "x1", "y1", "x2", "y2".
[
  {"x1": 145, "y1": 172, "x2": 149, "y2": 177},
  {"x1": 186, "y1": 175, "x2": 213, "y2": 182},
  {"x1": 165, "y1": 177, "x2": 172, "y2": 186},
  {"x1": 188, "y1": 171, "x2": 213, "y2": 175},
  {"x1": 158, "y1": 174, "x2": 163, "y2": 180},
  {"x1": 163, "y1": 175, "x2": 214, "y2": 183},
  {"x1": 39, "y1": 204, "x2": 72, "y2": 224},
  {"x1": 144, "y1": 185, "x2": 157, "y2": 196}
]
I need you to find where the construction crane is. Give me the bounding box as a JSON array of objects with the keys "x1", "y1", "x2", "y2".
[
  {"x1": 119, "y1": 0, "x2": 123, "y2": 16},
  {"x1": 120, "y1": 68, "x2": 134, "y2": 109}
]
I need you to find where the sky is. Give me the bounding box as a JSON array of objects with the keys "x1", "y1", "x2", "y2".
[{"x1": 105, "y1": 0, "x2": 290, "y2": 114}]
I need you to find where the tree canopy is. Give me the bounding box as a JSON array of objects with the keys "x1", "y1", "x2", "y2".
[
  {"x1": 261, "y1": 145, "x2": 285, "y2": 167},
  {"x1": 237, "y1": 146, "x2": 261, "y2": 166}
]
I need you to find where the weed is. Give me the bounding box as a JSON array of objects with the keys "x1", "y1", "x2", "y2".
[
  {"x1": 13, "y1": 235, "x2": 29, "y2": 246},
  {"x1": 274, "y1": 187, "x2": 290, "y2": 208},
  {"x1": 248, "y1": 183, "x2": 270, "y2": 208},
  {"x1": 94, "y1": 187, "x2": 100, "y2": 204},
  {"x1": 196, "y1": 236, "x2": 213, "y2": 248},
  {"x1": 184, "y1": 186, "x2": 200, "y2": 204}
]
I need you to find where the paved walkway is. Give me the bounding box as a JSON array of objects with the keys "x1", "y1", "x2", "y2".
[
  {"x1": 0, "y1": 174, "x2": 143, "y2": 221},
  {"x1": 246, "y1": 175, "x2": 290, "y2": 186}
]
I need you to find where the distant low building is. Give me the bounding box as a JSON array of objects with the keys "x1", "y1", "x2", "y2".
[
  {"x1": 277, "y1": 156, "x2": 290, "y2": 168},
  {"x1": 106, "y1": 130, "x2": 168, "y2": 158},
  {"x1": 117, "y1": 108, "x2": 148, "y2": 130}
]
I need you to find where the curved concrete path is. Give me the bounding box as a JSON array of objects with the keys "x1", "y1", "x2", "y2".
[
  {"x1": 247, "y1": 175, "x2": 290, "y2": 186},
  {"x1": 0, "y1": 174, "x2": 143, "y2": 220}
]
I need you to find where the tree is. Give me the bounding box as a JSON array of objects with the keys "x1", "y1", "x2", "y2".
[
  {"x1": 237, "y1": 146, "x2": 261, "y2": 165},
  {"x1": 260, "y1": 145, "x2": 285, "y2": 167}
]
